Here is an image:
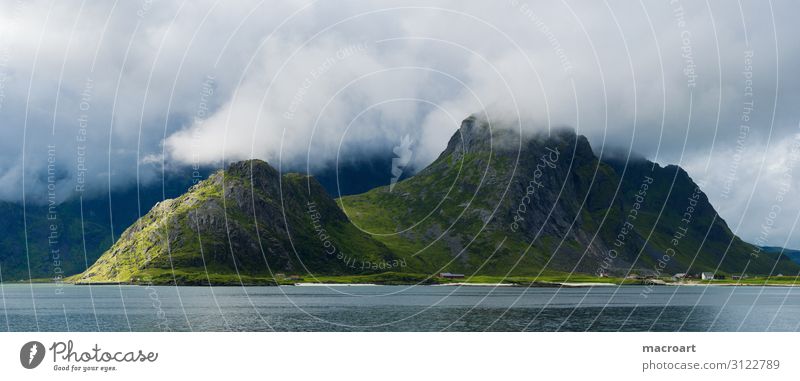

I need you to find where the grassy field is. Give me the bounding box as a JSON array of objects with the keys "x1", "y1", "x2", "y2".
[{"x1": 689, "y1": 276, "x2": 800, "y2": 286}]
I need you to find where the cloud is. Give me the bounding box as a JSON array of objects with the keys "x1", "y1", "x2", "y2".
[
  {"x1": 1, "y1": 0, "x2": 800, "y2": 247},
  {"x1": 684, "y1": 129, "x2": 800, "y2": 250}
]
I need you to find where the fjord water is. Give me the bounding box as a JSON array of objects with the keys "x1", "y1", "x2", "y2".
[{"x1": 3, "y1": 285, "x2": 800, "y2": 331}]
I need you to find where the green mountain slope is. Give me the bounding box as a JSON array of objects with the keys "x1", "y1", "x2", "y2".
[
  {"x1": 74, "y1": 160, "x2": 397, "y2": 285},
  {"x1": 340, "y1": 116, "x2": 799, "y2": 277},
  {"x1": 761, "y1": 246, "x2": 800, "y2": 266}
]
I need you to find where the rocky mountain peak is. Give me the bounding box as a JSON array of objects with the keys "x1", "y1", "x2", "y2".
[
  {"x1": 442, "y1": 115, "x2": 592, "y2": 160},
  {"x1": 226, "y1": 159, "x2": 280, "y2": 180}
]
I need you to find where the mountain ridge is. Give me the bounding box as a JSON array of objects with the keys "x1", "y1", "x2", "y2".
[
  {"x1": 340, "y1": 116, "x2": 798, "y2": 277},
  {"x1": 53, "y1": 115, "x2": 800, "y2": 284}
]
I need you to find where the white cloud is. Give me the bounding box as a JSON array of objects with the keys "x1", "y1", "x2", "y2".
[{"x1": 685, "y1": 130, "x2": 800, "y2": 248}]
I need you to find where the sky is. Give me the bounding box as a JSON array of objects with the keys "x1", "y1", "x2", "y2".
[{"x1": 0, "y1": 0, "x2": 799, "y2": 248}]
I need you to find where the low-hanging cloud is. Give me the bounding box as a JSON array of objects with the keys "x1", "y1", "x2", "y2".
[{"x1": 1, "y1": 0, "x2": 800, "y2": 248}]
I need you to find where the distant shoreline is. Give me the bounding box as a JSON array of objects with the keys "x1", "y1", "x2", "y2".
[{"x1": 10, "y1": 277, "x2": 800, "y2": 288}]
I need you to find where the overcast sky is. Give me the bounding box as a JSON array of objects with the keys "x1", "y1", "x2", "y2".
[{"x1": 1, "y1": 0, "x2": 799, "y2": 248}]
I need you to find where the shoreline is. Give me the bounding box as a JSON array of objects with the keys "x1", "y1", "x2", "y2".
[
  {"x1": 10, "y1": 281, "x2": 800, "y2": 288},
  {"x1": 294, "y1": 283, "x2": 379, "y2": 286},
  {"x1": 432, "y1": 282, "x2": 516, "y2": 287},
  {"x1": 13, "y1": 273, "x2": 800, "y2": 288}
]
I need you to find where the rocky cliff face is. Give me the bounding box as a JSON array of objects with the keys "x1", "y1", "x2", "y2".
[
  {"x1": 76, "y1": 160, "x2": 396, "y2": 284},
  {"x1": 342, "y1": 116, "x2": 799, "y2": 276}
]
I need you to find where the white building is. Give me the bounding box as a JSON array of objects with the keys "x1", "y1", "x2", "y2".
[{"x1": 701, "y1": 272, "x2": 715, "y2": 280}]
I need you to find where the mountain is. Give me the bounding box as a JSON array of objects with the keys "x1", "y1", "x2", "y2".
[
  {"x1": 74, "y1": 160, "x2": 397, "y2": 285},
  {"x1": 339, "y1": 116, "x2": 799, "y2": 277},
  {"x1": 761, "y1": 246, "x2": 800, "y2": 266},
  {"x1": 0, "y1": 174, "x2": 204, "y2": 282},
  {"x1": 73, "y1": 115, "x2": 800, "y2": 284}
]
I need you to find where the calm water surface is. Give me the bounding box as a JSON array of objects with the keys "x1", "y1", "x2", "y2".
[{"x1": 2, "y1": 284, "x2": 800, "y2": 331}]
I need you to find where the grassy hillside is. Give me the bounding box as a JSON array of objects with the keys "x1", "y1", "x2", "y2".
[{"x1": 74, "y1": 160, "x2": 397, "y2": 285}]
